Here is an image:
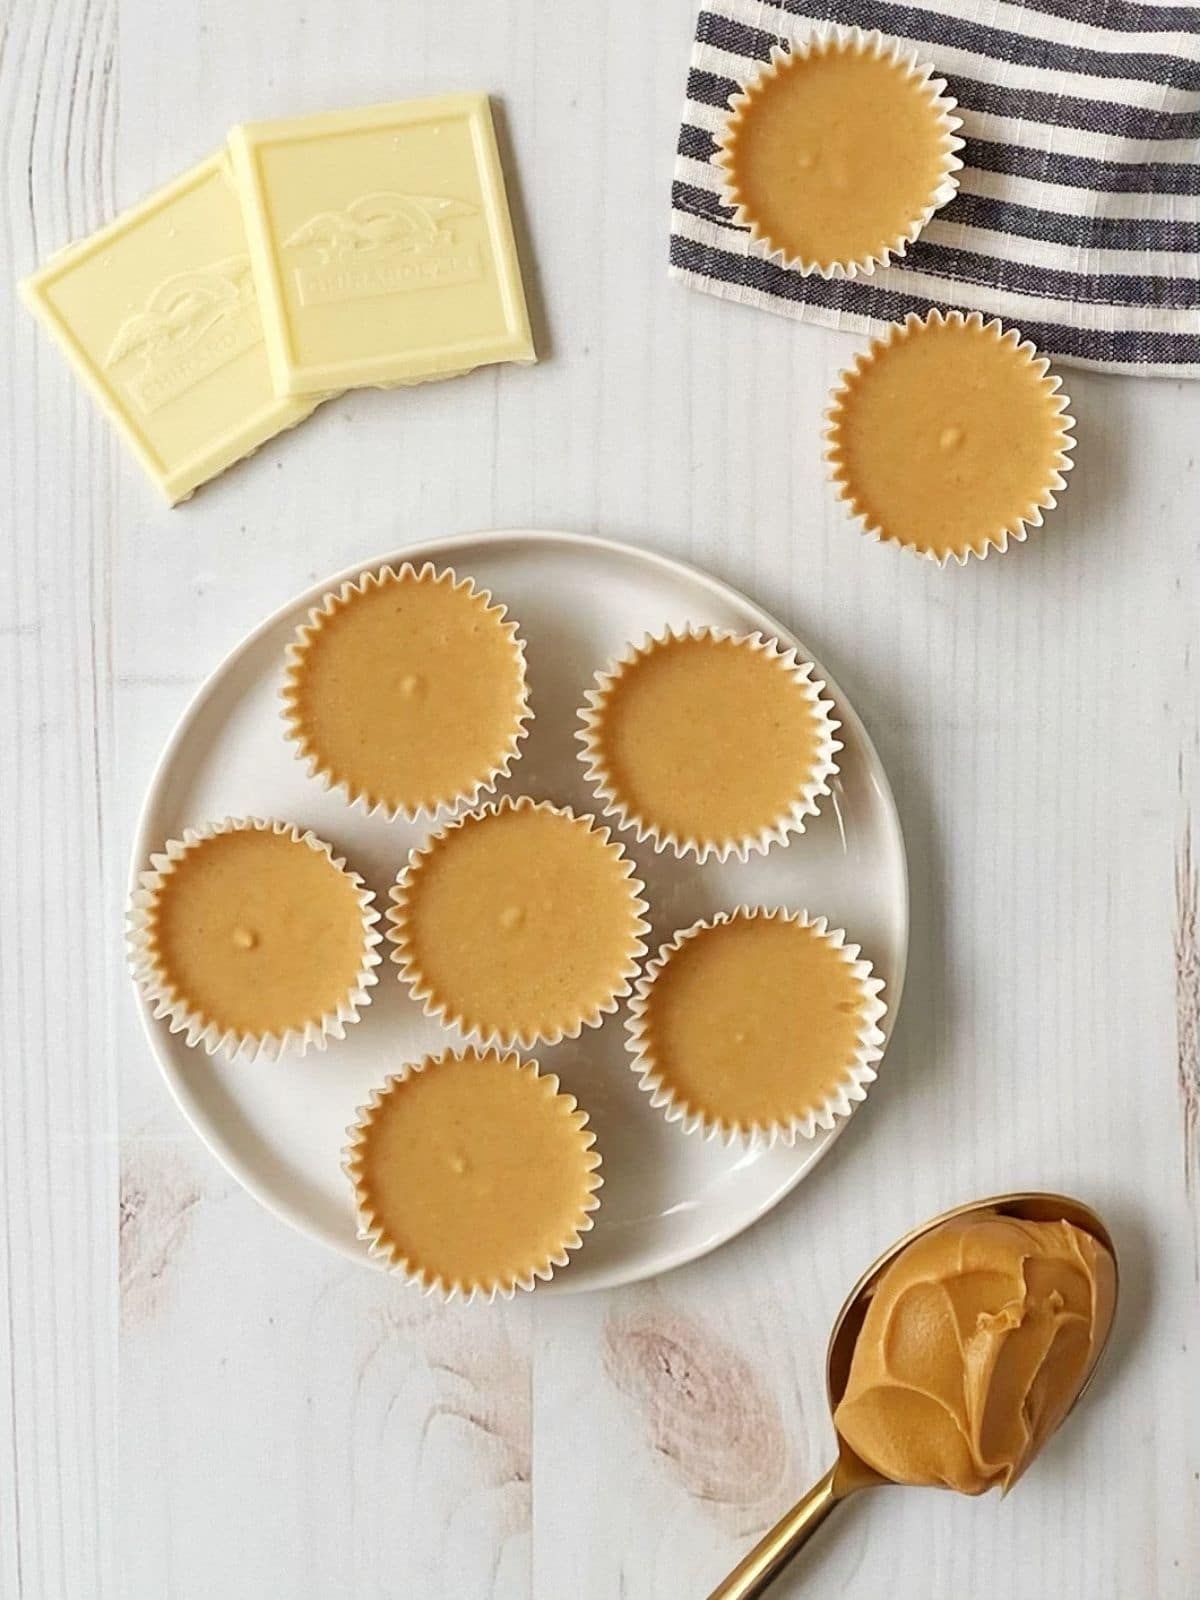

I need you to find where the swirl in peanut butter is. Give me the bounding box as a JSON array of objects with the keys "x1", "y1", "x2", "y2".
[{"x1": 833, "y1": 1213, "x2": 1115, "y2": 1495}]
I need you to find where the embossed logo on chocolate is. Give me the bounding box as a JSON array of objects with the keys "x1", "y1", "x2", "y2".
[
  {"x1": 105, "y1": 255, "x2": 262, "y2": 414},
  {"x1": 284, "y1": 192, "x2": 481, "y2": 306}
]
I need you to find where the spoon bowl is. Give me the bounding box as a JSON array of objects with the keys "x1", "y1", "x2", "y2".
[{"x1": 707, "y1": 1191, "x2": 1119, "y2": 1600}]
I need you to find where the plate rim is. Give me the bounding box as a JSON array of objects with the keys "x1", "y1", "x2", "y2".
[{"x1": 127, "y1": 527, "x2": 910, "y2": 1293}]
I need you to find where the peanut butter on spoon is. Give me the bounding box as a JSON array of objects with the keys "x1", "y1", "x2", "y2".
[
  {"x1": 832, "y1": 1212, "x2": 1116, "y2": 1495},
  {"x1": 708, "y1": 1195, "x2": 1118, "y2": 1600}
]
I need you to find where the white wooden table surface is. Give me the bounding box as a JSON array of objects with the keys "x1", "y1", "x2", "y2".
[{"x1": 3, "y1": 3, "x2": 1198, "y2": 1597}]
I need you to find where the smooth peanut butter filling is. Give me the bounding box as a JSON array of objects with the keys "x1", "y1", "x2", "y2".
[
  {"x1": 637, "y1": 913, "x2": 868, "y2": 1130},
  {"x1": 284, "y1": 567, "x2": 526, "y2": 815},
  {"x1": 392, "y1": 801, "x2": 645, "y2": 1041},
  {"x1": 834, "y1": 1213, "x2": 1116, "y2": 1495},
  {"x1": 147, "y1": 827, "x2": 367, "y2": 1038},
  {"x1": 350, "y1": 1050, "x2": 599, "y2": 1292},
  {"x1": 590, "y1": 635, "x2": 828, "y2": 846},
  {"x1": 719, "y1": 42, "x2": 954, "y2": 269},
  {"x1": 828, "y1": 314, "x2": 1072, "y2": 560}
]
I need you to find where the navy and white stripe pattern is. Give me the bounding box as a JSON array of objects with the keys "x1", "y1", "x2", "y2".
[{"x1": 670, "y1": 0, "x2": 1200, "y2": 375}]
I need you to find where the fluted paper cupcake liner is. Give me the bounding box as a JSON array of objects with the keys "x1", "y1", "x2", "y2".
[
  {"x1": 825, "y1": 309, "x2": 1077, "y2": 567},
  {"x1": 387, "y1": 795, "x2": 650, "y2": 1050},
  {"x1": 280, "y1": 562, "x2": 532, "y2": 821},
  {"x1": 625, "y1": 906, "x2": 887, "y2": 1148},
  {"x1": 713, "y1": 28, "x2": 964, "y2": 280},
  {"x1": 576, "y1": 626, "x2": 842, "y2": 864},
  {"x1": 127, "y1": 816, "x2": 384, "y2": 1062},
  {"x1": 343, "y1": 1047, "x2": 603, "y2": 1303}
]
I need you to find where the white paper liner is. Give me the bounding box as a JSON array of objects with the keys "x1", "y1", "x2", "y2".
[
  {"x1": 625, "y1": 906, "x2": 887, "y2": 1148},
  {"x1": 342, "y1": 1047, "x2": 604, "y2": 1303},
  {"x1": 127, "y1": 816, "x2": 384, "y2": 1062},
  {"x1": 576, "y1": 626, "x2": 843, "y2": 864},
  {"x1": 387, "y1": 795, "x2": 650, "y2": 1050},
  {"x1": 713, "y1": 28, "x2": 964, "y2": 280},
  {"x1": 825, "y1": 309, "x2": 1078, "y2": 567},
  {"x1": 280, "y1": 561, "x2": 532, "y2": 821}
]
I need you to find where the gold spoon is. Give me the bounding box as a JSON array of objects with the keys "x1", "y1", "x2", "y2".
[{"x1": 707, "y1": 1191, "x2": 1118, "y2": 1600}]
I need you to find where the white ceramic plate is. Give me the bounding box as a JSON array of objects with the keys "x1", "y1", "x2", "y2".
[{"x1": 130, "y1": 530, "x2": 908, "y2": 1293}]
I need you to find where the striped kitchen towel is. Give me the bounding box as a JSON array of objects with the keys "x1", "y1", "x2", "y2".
[{"x1": 670, "y1": 0, "x2": 1200, "y2": 376}]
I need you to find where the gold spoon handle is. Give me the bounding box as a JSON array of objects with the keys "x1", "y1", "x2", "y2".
[{"x1": 706, "y1": 1464, "x2": 847, "y2": 1600}]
